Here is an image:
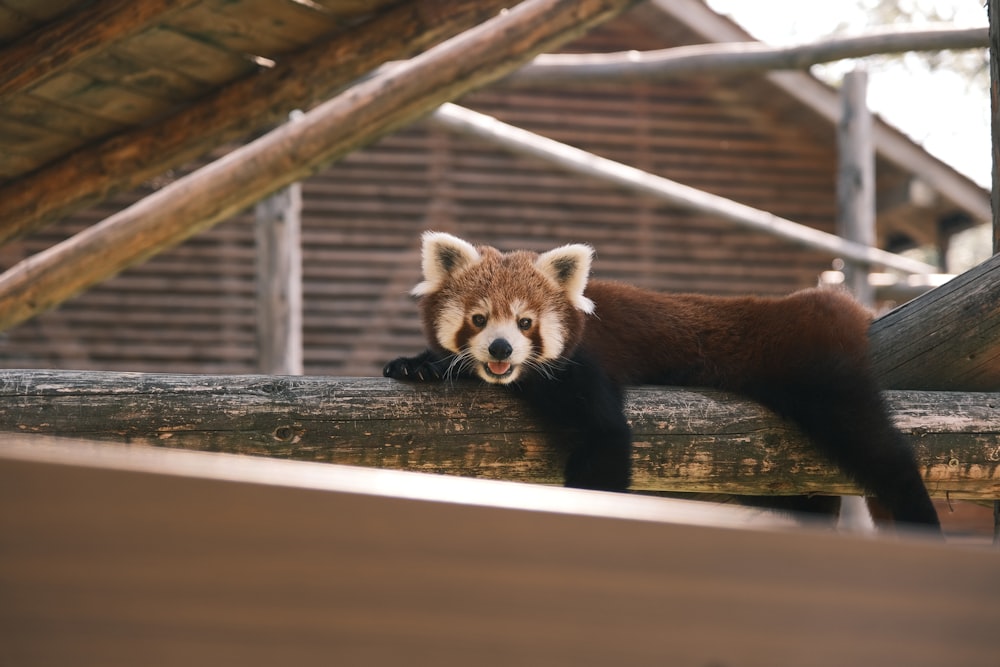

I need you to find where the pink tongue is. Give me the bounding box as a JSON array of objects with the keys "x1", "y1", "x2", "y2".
[{"x1": 488, "y1": 361, "x2": 511, "y2": 376}]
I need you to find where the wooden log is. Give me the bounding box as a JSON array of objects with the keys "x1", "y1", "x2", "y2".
[
  {"x1": 431, "y1": 104, "x2": 936, "y2": 274},
  {"x1": 0, "y1": 370, "x2": 997, "y2": 500},
  {"x1": 506, "y1": 25, "x2": 989, "y2": 85},
  {"x1": 0, "y1": 0, "x2": 518, "y2": 245},
  {"x1": 0, "y1": 0, "x2": 637, "y2": 332},
  {"x1": 255, "y1": 113, "x2": 303, "y2": 376},
  {"x1": 870, "y1": 252, "x2": 1000, "y2": 391}
]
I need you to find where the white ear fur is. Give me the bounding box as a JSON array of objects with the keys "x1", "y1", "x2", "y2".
[
  {"x1": 411, "y1": 231, "x2": 481, "y2": 297},
  {"x1": 535, "y1": 244, "x2": 595, "y2": 314}
]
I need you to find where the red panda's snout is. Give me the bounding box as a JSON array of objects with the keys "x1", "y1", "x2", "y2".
[{"x1": 466, "y1": 314, "x2": 537, "y2": 384}]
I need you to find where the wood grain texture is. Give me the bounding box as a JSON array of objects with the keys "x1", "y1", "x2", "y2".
[
  {"x1": 1, "y1": 370, "x2": 997, "y2": 499},
  {"x1": 1, "y1": 438, "x2": 996, "y2": 667},
  {"x1": 870, "y1": 252, "x2": 1000, "y2": 391},
  {"x1": 0, "y1": 0, "x2": 199, "y2": 97}
]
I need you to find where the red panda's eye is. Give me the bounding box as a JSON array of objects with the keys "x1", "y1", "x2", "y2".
[
  {"x1": 471, "y1": 314, "x2": 487, "y2": 328},
  {"x1": 518, "y1": 317, "x2": 533, "y2": 331}
]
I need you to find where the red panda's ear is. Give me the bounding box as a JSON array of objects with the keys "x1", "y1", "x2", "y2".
[
  {"x1": 411, "y1": 231, "x2": 481, "y2": 297},
  {"x1": 535, "y1": 244, "x2": 595, "y2": 314}
]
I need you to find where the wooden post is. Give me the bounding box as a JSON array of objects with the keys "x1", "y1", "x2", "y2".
[
  {"x1": 836, "y1": 68, "x2": 877, "y2": 305},
  {"x1": 835, "y1": 71, "x2": 878, "y2": 531},
  {"x1": 254, "y1": 113, "x2": 303, "y2": 376},
  {"x1": 991, "y1": 0, "x2": 1000, "y2": 254}
]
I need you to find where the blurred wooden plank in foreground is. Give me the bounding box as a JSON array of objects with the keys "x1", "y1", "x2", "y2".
[{"x1": 0, "y1": 437, "x2": 997, "y2": 667}]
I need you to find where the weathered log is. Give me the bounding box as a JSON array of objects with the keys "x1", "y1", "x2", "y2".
[
  {"x1": 870, "y1": 252, "x2": 1000, "y2": 391},
  {"x1": 1, "y1": 371, "x2": 996, "y2": 500}
]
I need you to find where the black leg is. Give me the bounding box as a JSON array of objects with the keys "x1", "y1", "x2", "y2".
[{"x1": 515, "y1": 352, "x2": 632, "y2": 492}]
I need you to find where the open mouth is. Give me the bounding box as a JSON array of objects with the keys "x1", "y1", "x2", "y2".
[{"x1": 484, "y1": 361, "x2": 513, "y2": 379}]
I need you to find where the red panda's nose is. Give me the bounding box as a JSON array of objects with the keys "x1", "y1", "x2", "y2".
[{"x1": 488, "y1": 339, "x2": 513, "y2": 360}]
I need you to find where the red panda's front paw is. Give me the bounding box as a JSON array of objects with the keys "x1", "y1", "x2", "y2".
[{"x1": 383, "y1": 352, "x2": 447, "y2": 382}]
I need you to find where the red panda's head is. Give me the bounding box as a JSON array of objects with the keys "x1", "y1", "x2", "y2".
[{"x1": 411, "y1": 232, "x2": 594, "y2": 384}]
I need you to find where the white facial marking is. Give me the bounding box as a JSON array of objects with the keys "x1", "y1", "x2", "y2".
[
  {"x1": 536, "y1": 310, "x2": 566, "y2": 361},
  {"x1": 435, "y1": 300, "x2": 467, "y2": 352}
]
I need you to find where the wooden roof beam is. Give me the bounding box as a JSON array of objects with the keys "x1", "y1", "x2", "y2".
[
  {"x1": 0, "y1": 0, "x2": 519, "y2": 246},
  {"x1": 0, "y1": 0, "x2": 200, "y2": 98},
  {"x1": 0, "y1": 0, "x2": 639, "y2": 332}
]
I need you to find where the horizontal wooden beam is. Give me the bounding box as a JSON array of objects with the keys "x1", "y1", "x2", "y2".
[
  {"x1": 507, "y1": 25, "x2": 989, "y2": 86},
  {"x1": 1, "y1": 371, "x2": 996, "y2": 500},
  {"x1": 870, "y1": 252, "x2": 1000, "y2": 391},
  {"x1": 0, "y1": 0, "x2": 519, "y2": 246},
  {"x1": 0, "y1": 0, "x2": 638, "y2": 332},
  {"x1": 430, "y1": 104, "x2": 937, "y2": 274}
]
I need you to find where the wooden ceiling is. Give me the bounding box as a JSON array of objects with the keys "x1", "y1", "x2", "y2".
[{"x1": 0, "y1": 0, "x2": 520, "y2": 244}]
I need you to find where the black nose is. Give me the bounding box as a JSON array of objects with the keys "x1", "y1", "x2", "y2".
[{"x1": 488, "y1": 338, "x2": 513, "y2": 360}]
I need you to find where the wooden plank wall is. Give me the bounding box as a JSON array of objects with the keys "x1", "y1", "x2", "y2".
[{"x1": 0, "y1": 12, "x2": 865, "y2": 376}]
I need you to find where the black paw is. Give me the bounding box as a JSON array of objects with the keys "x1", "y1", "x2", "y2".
[{"x1": 383, "y1": 354, "x2": 447, "y2": 382}]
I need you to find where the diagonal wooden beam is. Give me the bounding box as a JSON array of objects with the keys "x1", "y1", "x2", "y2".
[
  {"x1": 0, "y1": 0, "x2": 639, "y2": 332},
  {"x1": 0, "y1": 0, "x2": 199, "y2": 98},
  {"x1": 430, "y1": 103, "x2": 936, "y2": 274},
  {"x1": 870, "y1": 252, "x2": 1000, "y2": 391},
  {"x1": 0, "y1": 0, "x2": 516, "y2": 246}
]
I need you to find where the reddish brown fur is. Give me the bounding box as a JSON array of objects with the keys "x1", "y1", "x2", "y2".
[{"x1": 581, "y1": 282, "x2": 871, "y2": 388}]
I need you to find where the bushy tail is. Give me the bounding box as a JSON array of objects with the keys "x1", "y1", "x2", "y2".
[{"x1": 748, "y1": 371, "x2": 940, "y2": 530}]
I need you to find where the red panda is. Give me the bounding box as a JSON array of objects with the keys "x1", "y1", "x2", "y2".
[{"x1": 384, "y1": 231, "x2": 940, "y2": 529}]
